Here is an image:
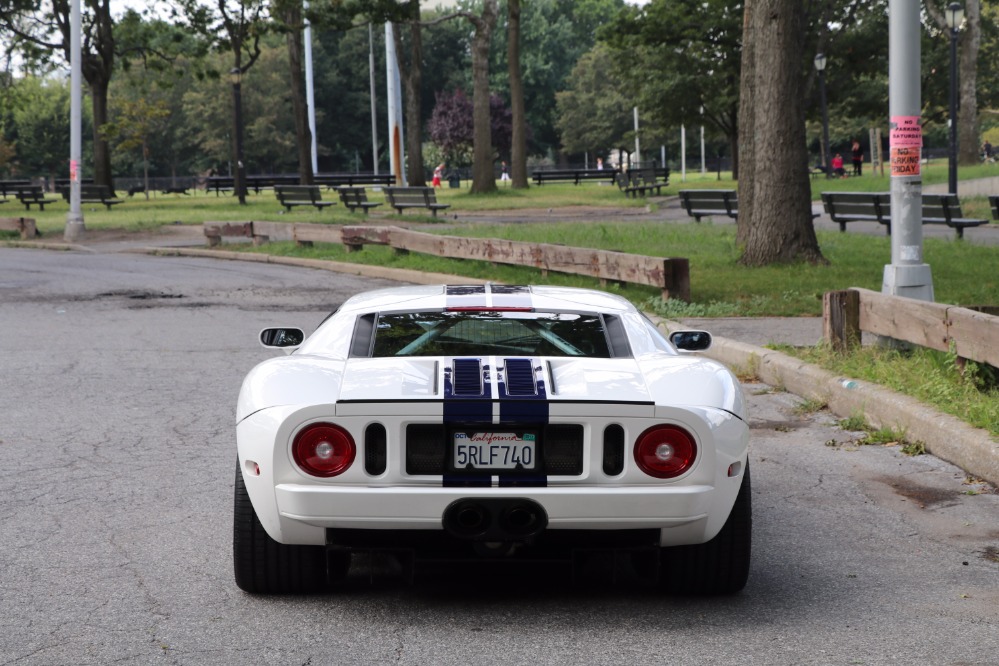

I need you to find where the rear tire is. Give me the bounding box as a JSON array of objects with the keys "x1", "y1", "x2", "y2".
[
  {"x1": 659, "y1": 462, "x2": 752, "y2": 595},
  {"x1": 233, "y1": 463, "x2": 349, "y2": 593}
]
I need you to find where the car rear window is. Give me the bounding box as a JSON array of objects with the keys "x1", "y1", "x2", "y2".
[{"x1": 367, "y1": 311, "x2": 613, "y2": 358}]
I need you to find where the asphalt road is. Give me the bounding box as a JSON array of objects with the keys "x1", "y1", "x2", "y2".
[{"x1": 1, "y1": 247, "x2": 998, "y2": 666}]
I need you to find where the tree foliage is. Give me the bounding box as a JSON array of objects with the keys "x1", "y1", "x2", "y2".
[{"x1": 554, "y1": 44, "x2": 631, "y2": 158}]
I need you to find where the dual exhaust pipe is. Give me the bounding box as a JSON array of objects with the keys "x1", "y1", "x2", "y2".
[{"x1": 443, "y1": 498, "x2": 548, "y2": 541}]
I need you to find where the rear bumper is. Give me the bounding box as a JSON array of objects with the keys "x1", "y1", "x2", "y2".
[{"x1": 272, "y1": 480, "x2": 740, "y2": 547}]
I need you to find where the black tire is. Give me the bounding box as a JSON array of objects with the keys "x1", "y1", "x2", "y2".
[
  {"x1": 659, "y1": 462, "x2": 752, "y2": 595},
  {"x1": 233, "y1": 463, "x2": 350, "y2": 594}
]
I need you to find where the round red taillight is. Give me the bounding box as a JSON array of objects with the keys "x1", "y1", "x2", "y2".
[
  {"x1": 292, "y1": 423, "x2": 355, "y2": 477},
  {"x1": 634, "y1": 425, "x2": 697, "y2": 479}
]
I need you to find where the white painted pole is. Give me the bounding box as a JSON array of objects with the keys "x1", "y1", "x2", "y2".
[
  {"x1": 304, "y1": 1, "x2": 318, "y2": 174},
  {"x1": 681, "y1": 124, "x2": 687, "y2": 182},
  {"x1": 369, "y1": 23, "x2": 378, "y2": 174},
  {"x1": 385, "y1": 23, "x2": 405, "y2": 184},
  {"x1": 633, "y1": 107, "x2": 641, "y2": 164},
  {"x1": 64, "y1": 0, "x2": 84, "y2": 241}
]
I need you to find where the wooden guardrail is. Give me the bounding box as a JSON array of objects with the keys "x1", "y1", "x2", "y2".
[
  {"x1": 824, "y1": 287, "x2": 999, "y2": 367},
  {"x1": 0, "y1": 217, "x2": 37, "y2": 239},
  {"x1": 203, "y1": 221, "x2": 690, "y2": 301}
]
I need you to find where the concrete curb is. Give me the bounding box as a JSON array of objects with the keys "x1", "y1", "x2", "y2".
[{"x1": 653, "y1": 318, "x2": 999, "y2": 487}]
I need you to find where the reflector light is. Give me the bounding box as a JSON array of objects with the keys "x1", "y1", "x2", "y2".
[
  {"x1": 292, "y1": 423, "x2": 355, "y2": 477},
  {"x1": 634, "y1": 425, "x2": 697, "y2": 478},
  {"x1": 445, "y1": 306, "x2": 534, "y2": 312}
]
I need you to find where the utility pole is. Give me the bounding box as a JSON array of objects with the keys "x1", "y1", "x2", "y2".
[
  {"x1": 64, "y1": 0, "x2": 84, "y2": 242},
  {"x1": 884, "y1": 0, "x2": 933, "y2": 301}
]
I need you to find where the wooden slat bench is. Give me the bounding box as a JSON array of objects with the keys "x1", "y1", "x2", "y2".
[
  {"x1": 383, "y1": 186, "x2": 451, "y2": 217},
  {"x1": 532, "y1": 169, "x2": 618, "y2": 186},
  {"x1": 822, "y1": 191, "x2": 988, "y2": 238},
  {"x1": 83, "y1": 184, "x2": 123, "y2": 210},
  {"x1": 618, "y1": 168, "x2": 667, "y2": 198},
  {"x1": 315, "y1": 173, "x2": 396, "y2": 188},
  {"x1": 337, "y1": 187, "x2": 382, "y2": 214},
  {"x1": 678, "y1": 189, "x2": 739, "y2": 221},
  {"x1": 16, "y1": 186, "x2": 58, "y2": 211},
  {"x1": 820, "y1": 191, "x2": 890, "y2": 232},
  {"x1": 274, "y1": 185, "x2": 336, "y2": 212},
  {"x1": 0, "y1": 216, "x2": 37, "y2": 239}
]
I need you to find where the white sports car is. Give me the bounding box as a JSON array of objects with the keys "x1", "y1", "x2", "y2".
[{"x1": 234, "y1": 284, "x2": 751, "y2": 594}]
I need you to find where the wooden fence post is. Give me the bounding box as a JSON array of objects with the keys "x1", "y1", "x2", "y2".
[{"x1": 823, "y1": 289, "x2": 860, "y2": 352}]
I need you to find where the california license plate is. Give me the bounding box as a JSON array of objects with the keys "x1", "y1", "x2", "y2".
[{"x1": 452, "y1": 432, "x2": 537, "y2": 470}]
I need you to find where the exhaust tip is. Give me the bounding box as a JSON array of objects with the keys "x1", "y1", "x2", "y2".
[{"x1": 443, "y1": 500, "x2": 489, "y2": 538}]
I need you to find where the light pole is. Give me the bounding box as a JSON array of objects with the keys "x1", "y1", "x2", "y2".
[
  {"x1": 946, "y1": 2, "x2": 964, "y2": 196},
  {"x1": 814, "y1": 53, "x2": 831, "y2": 178},
  {"x1": 230, "y1": 67, "x2": 247, "y2": 205}
]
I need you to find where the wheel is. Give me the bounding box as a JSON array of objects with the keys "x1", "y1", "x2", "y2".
[
  {"x1": 233, "y1": 462, "x2": 350, "y2": 594},
  {"x1": 659, "y1": 462, "x2": 752, "y2": 595}
]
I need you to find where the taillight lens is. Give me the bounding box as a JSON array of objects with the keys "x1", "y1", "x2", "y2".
[
  {"x1": 634, "y1": 425, "x2": 697, "y2": 478},
  {"x1": 292, "y1": 423, "x2": 355, "y2": 477}
]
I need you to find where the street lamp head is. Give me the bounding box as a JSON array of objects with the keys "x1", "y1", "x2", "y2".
[
  {"x1": 946, "y1": 2, "x2": 964, "y2": 30},
  {"x1": 814, "y1": 53, "x2": 827, "y2": 73},
  {"x1": 230, "y1": 67, "x2": 242, "y2": 84}
]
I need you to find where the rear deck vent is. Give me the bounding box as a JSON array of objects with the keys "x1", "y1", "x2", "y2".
[
  {"x1": 446, "y1": 285, "x2": 486, "y2": 295},
  {"x1": 602, "y1": 424, "x2": 625, "y2": 476},
  {"x1": 489, "y1": 285, "x2": 530, "y2": 294},
  {"x1": 452, "y1": 359, "x2": 484, "y2": 396},
  {"x1": 365, "y1": 423, "x2": 387, "y2": 476},
  {"x1": 504, "y1": 358, "x2": 537, "y2": 396}
]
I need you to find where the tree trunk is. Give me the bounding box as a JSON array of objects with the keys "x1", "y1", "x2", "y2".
[
  {"x1": 957, "y1": 0, "x2": 980, "y2": 165},
  {"x1": 507, "y1": 0, "x2": 528, "y2": 189},
  {"x1": 88, "y1": 73, "x2": 114, "y2": 190},
  {"x1": 737, "y1": 0, "x2": 824, "y2": 266},
  {"x1": 283, "y1": 1, "x2": 314, "y2": 184},
  {"x1": 397, "y1": 6, "x2": 426, "y2": 187},
  {"x1": 468, "y1": 0, "x2": 499, "y2": 194}
]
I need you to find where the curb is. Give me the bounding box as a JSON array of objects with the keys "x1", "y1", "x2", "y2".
[{"x1": 652, "y1": 318, "x2": 999, "y2": 488}]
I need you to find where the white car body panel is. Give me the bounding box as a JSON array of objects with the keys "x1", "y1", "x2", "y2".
[{"x1": 235, "y1": 285, "x2": 749, "y2": 552}]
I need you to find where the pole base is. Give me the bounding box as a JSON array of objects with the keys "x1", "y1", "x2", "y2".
[{"x1": 882, "y1": 263, "x2": 934, "y2": 302}]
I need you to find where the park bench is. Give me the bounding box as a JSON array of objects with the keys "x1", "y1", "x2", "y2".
[
  {"x1": 274, "y1": 185, "x2": 336, "y2": 212},
  {"x1": 82, "y1": 184, "x2": 123, "y2": 210},
  {"x1": 0, "y1": 179, "x2": 33, "y2": 198},
  {"x1": 989, "y1": 195, "x2": 998, "y2": 221},
  {"x1": 678, "y1": 189, "x2": 739, "y2": 221},
  {"x1": 532, "y1": 168, "x2": 618, "y2": 186},
  {"x1": 59, "y1": 184, "x2": 124, "y2": 210},
  {"x1": 205, "y1": 176, "x2": 233, "y2": 195},
  {"x1": 161, "y1": 186, "x2": 190, "y2": 195},
  {"x1": 0, "y1": 216, "x2": 37, "y2": 239},
  {"x1": 337, "y1": 187, "x2": 382, "y2": 215},
  {"x1": 820, "y1": 192, "x2": 889, "y2": 232},
  {"x1": 618, "y1": 168, "x2": 667, "y2": 198},
  {"x1": 821, "y1": 191, "x2": 988, "y2": 238},
  {"x1": 383, "y1": 186, "x2": 451, "y2": 217},
  {"x1": 16, "y1": 186, "x2": 58, "y2": 211},
  {"x1": 315, "y1": 173, "x2": 396, "y2": 188}
]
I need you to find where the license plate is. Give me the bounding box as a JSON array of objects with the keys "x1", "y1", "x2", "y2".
[{"x1": 452, "y1": 432, "x2": 536, "y2": 470}]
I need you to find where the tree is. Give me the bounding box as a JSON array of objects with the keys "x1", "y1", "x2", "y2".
[
  {"x1": 736, "y1": 0, "x2": 823, "y2": 266},
  {"x1": 177, "y1": 0, "x2": 268, "y2": 203},
  {"x1": 428, "y1": 89, "x2": 512, "y2": 169},
  {"x1": 100, "y1": 97, "x2": 170, "y2": 198},
  {"x1": 460, "y1": 0, "x2": 499, "y2": 193},
  {"x1": 555, "y1": 44, "x2": 632, "y2": 159},
  {"x1": 0, "y1": 0, "x2": 117, "y2": 188},
  {"x1": 273, "y1": 0, "x2": 313, "y2": 184},
  {"x1": 506, "y1": 0, "x2": 528, "y2": 188},
  {"x1": 926, "y1": 0, "x2": 982, "y2": 166}
]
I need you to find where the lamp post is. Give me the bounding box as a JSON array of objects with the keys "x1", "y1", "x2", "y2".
[
  {"x1": 230, "y1": 67, "x2": 247, "y2": 204},
  {"x1": 814, "y1": 53, "x2": 831, "y2": 178},
  {"x1": 946, "y1": 2, "x2": 964, "y2": 196}
]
